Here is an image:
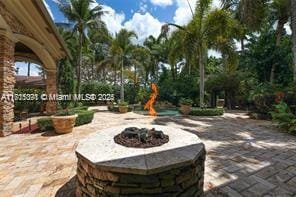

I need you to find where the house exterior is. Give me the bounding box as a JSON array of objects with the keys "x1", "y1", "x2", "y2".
[{"x1": 0, "y1": 0, "x2": 71, "y2": 137}]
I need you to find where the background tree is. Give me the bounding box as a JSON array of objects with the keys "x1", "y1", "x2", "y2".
[{"x1": 58, "y1": 0, "x2": 105, "y2": 94}]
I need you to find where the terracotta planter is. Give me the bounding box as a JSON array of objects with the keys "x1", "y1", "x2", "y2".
[
  {"x1": 180, "y1": 104, "x2": 191, "y2": 115},
  {"x1": 51, "y1": 114, "x2": 78, "y2": 134},
  {"x1": 118, "y1": 106, "x2": 128, "y2": 113},
  {"x1": 217, "y1": 99, "x2": 225, "y2": 108}
]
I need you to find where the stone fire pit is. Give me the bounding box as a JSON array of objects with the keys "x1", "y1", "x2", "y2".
[{"x1": 76, "y1": 124, "x2": 206, "y2": 196}]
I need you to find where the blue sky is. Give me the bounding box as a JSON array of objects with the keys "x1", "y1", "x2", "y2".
[{"x1": 16, "y1": 0, "x2": 222, "y2": 76}]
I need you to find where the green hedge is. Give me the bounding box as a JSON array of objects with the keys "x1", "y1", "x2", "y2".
[
  {"x1": 37, "y1": 118, "x2": 54, "y2": 132},
  {"x1": 108, "y1": 105, "x2": 133, "y2": 112},
  {"x1": 189, "y1": 108, "x2": 224, "y2": 116},
  {"x1": 37, "y1": 109, "x2": 94, "y2": 131},
  {"x1": 75, "y1": 110, "x2": 95, "y2": 126}
]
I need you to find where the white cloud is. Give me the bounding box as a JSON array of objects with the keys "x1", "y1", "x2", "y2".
[
  {"x1": 101, "y1": 5, "x2": 125, "y2": 36},
  {"x1": 150, "y1": 0, "x2": 173, "y2": 7},
  {"x1": 43, "y1": 0, "x2": 55, "y2": 20},
  {"x1": 124, "y1": 12, "x2": 163, "y2": 44}
]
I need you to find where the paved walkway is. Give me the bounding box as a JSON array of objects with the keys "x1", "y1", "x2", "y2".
[{"x1": 0, "y1": 109, "x2": 295, "y2": 196}]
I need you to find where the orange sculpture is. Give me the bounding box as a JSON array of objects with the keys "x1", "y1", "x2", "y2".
[{"x1": 144, "y1": 83, "x2": 158, "y2": 116}]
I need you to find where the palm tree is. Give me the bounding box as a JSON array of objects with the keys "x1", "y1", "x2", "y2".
[
  {"x1": 131, "y1": 46, "x2": 151, "y2": 87},
  {"x1": 291, "y1": 0, "x2": 296, "y2": 81},
  {"x1": 221, "y1": 0, "x2": 267, "y2": 51},
  {"x1": 58, "y1": 0, "x2": 105, "y2": 94},
  {"x1": 164, "y1": 0, "x2": 213, "y2": 107},
  {"x1": 110, "y1": 29, "x2": 137, "y2": 102}
]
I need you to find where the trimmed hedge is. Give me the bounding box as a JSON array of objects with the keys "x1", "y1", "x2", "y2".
[
  {"x1": 75, "y1": 110, "x2": 95, "y2": 126},
  {"x1": 37, "y1": 109, "x2": 95, "y2": 132},
  {"x1": 108, "y1": 105, "x2": 133, "y2": 112},
  {"x1": 189, "y1": 108, "x2": 224, "y2": 116},
  {"x1": 37, "y1": 118, "x2": 54, "y2": 132}
]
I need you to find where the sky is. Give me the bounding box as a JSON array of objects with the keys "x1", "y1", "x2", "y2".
[
  {"x1": 44, "y1": 0, "x2": 222, "y2": 43},
  {"x1": 16, "y1": 0, "x2": 222, "y2": 76}
]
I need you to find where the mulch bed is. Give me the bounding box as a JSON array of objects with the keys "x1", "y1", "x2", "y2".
[
  {"x1": 114, "y1": 133, "x2": 169, "y2": 148},
  {"x1": 13, "y1": 124, "x2": 40, "y2": 134}
]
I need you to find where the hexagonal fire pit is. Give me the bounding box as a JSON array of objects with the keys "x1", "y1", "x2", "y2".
[{"x1": 76, "y1": 124, "x2": 206, "y2": 196}]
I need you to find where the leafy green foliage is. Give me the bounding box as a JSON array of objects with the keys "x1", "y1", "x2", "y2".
[
  {"x1": 189, "y1": 108, "x2": 224, "y2": 116},
  {"x1": 37, "y1": 107, "x2": 94, "y2": 131},
  {"x1": 179, "y1": 98, "x2": 193, "y2": 106},
  {"x1": 37, "y1": 118, "x2": 53, "y2": 132},
  {"x1": 14, "y1": 88, "x2": 45, "y2": 113},
  {"x1": 75, "y1": 110, "x2": 95, "y2": 126},
  {"x1": 271, "y1": 101, "x2": 296, "y2": 133}
]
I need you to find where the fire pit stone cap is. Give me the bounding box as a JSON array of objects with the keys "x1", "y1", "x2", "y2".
[{"x1": 76, "y1": 124, "x2": 205, "y2": 175}]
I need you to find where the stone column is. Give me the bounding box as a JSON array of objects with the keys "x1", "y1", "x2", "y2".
[
  {"x1": 46, "y1": 70, "x2": 57, "y2": 115},
  {"x1": 0, "y1": 34, "x2": 15, "y2": 137}
]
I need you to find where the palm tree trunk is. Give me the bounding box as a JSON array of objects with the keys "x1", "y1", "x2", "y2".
[
  {"x1": 270, "y1": 19, "x2": 285, "y2": 83},
  {"x1": 134, "y1": 64, "x2": 137, "y2": 86},
  {"x1": 292, "y1": 0, "x2": 296, "y2": 81},
  {"x1": 199, "y1": 46, "x2": 205, "y2": 108},
  {"x1": 120, "y1": 59, "x2": 124, "y2": 102},
  {"x1": 27, "y1": 62, "x2": 31, "y2": 77},
  {"x1": 77, "y1": 32, "x2": 83, "y2": 94},
  {"x1": 240, "y1": 38, "x2": 245, "y2": 52}
]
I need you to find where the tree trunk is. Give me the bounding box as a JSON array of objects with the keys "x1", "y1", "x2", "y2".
[
  {"x1": 292, "y1": 0, "x2": 296, "y2": 81},
  {"x1": 199, "y1": 46, "x2": 205, "y2": 108},
  {"x1": 120, "y1": 60, "x2": 124, "y2": 102},
  {"x1": 27, "y1": 62, "x2": 31, "y2": 77},
  {"x1": 270, "y1": 19, "x2": 285, "y2": 83},
  {"x1": 240, "y1": 38, "x2": 245, "y2": 53},
  {"x1": 134, "y1": 64, "x2": 137, "y2": 86},
  {"x1": 77, "y1": 32, "x2": 83, "y2": 95}
]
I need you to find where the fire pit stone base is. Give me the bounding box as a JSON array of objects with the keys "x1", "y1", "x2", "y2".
[{"x1": 76, "y1": 125, "x2": 206, "y2": 197}]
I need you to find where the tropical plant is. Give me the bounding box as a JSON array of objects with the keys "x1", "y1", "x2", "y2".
[
  {"x1": 58, "y1": 0, "x2": 105, "y2": 94},
  {"x1": 109, "y1": 29, "x2": 137, "y2": 102},
  {"x1": 292, "y1": 0, "x2": 296, "y2": 81},
  {"x1": 179, "y1": 98, "x2": 193, "y2": 106}
]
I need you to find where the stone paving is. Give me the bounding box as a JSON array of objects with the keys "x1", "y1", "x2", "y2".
[{"x1": 0, "y1": 108, "x2": 295, "y2": 196}]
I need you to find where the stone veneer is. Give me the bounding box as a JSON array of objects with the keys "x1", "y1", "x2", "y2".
[
  {"x1": 76, "y1": 125, "x2": 206, "y2": 197},
  {"x1": 0, "y1": 35, "x2": 15, "y2": 137},
  {"x1": 45, "y1": 70, "x2": 57, "y2": 114}
]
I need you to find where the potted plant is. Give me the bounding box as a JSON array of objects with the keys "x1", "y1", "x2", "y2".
[
  {"x1": 118, "y1": 101, "x2": 128, "y2": 113},
  {"x1": 179, "y1": 98, "x2": 193, "y2": 115},
  {"x1": 51, "y1": 59, "x2": 77, "y2": 134}
]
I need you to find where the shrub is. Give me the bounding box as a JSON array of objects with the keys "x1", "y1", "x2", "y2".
[
  {"x1": 108, "y1": 105, "x2": 133, "y2": 112},
  {"x1": 37, "y1": 118, "x2": 53, "y2": 132},
  {"x1": 271, "y1": 101, "x2": 296, "y2": 133},
  {"x1": 179, "y1": 98, "x2": 193, "y2": 106},
  {"x1": 81, "y1": 81, "x2": 114, "y2": 105},
  {"x1": 189, "y1": 108, "x2": 224, "y2": 116},
  {"x1": 119, "y1": 102, "x2": 128, "y2": 107},
  {"x1": 14, "y1": 88, "x2": 45, "y2": 113},
  {"x1": 75, "y1": 110, "x2": 95, "y2": 126},
  {"x1": 37, "y1": 108, "x2": 94, "y2": 131}
]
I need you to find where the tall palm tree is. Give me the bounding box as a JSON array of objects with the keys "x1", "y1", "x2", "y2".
[
  {"x1": 291, "y1": 0, "x2": 296, "y2": 81},
  {"x1": 58, "y1": 0, "x2": 105, "y2": 94},
  {"x1": 110, "y1": 29, "x2": 137, "y2": 102},
  {"x1": 131, "y1": 46, "x2": 151, "y2": 87},
  {"x1": 165, "y1": 0, "x2": 213, "y2": 107}
]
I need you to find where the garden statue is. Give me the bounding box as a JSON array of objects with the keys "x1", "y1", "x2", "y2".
[{"x1": 144, "y1": 83, "x2": 158, "y2": 116}]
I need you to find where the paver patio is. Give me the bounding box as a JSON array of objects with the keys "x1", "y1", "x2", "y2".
[{"x1": 0, "y1": 108, "x2": 295, "y2": 197}]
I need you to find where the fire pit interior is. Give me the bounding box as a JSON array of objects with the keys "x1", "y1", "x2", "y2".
[{"x1": 114, "y1": 127, "x2": 169, "y2": 148}]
